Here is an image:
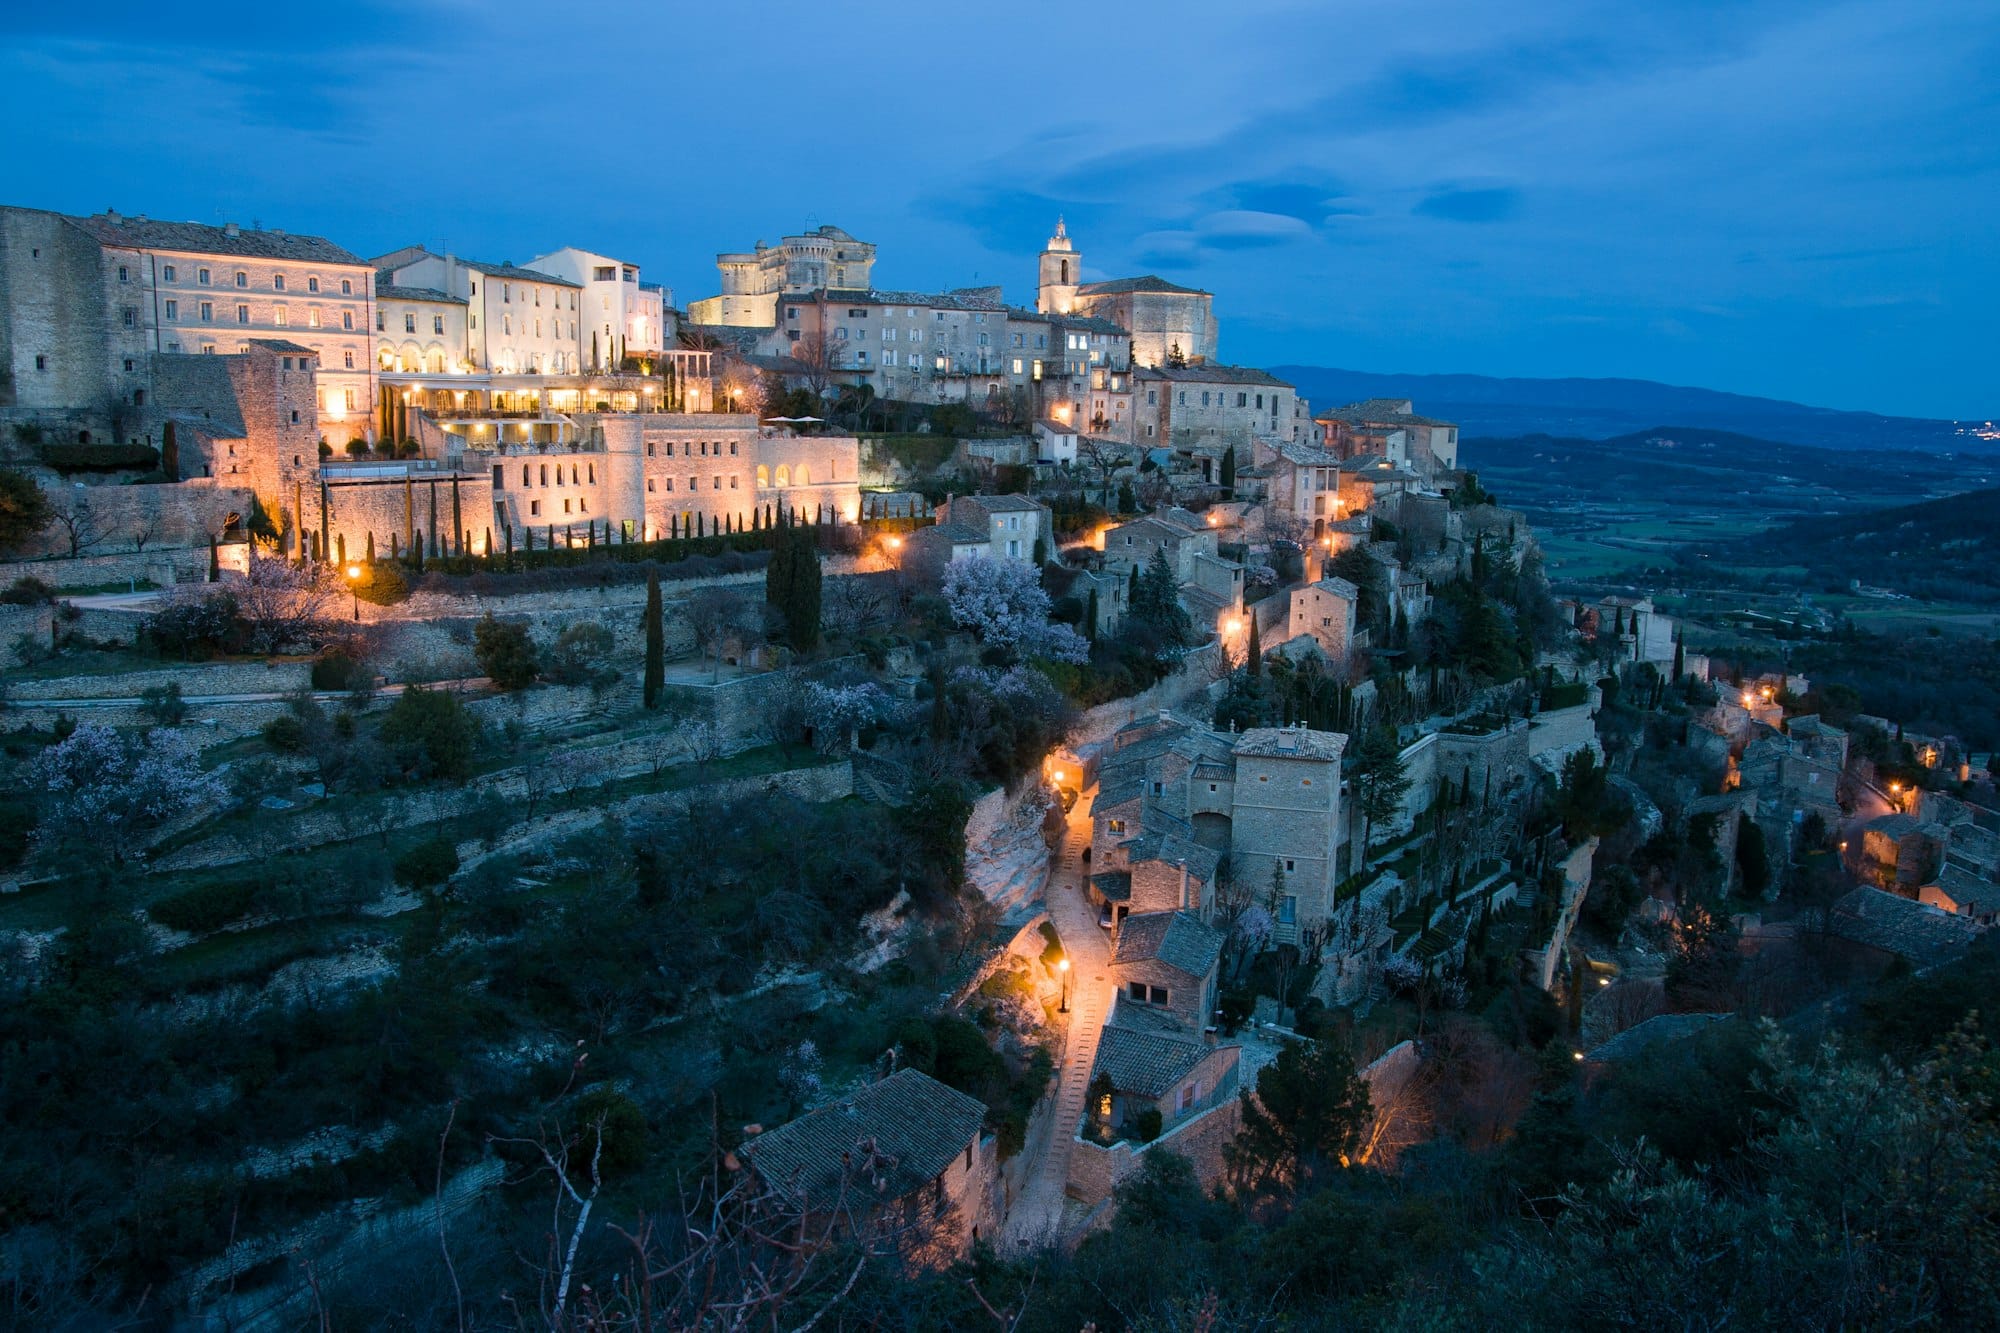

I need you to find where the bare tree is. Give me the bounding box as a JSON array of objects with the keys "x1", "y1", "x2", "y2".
[
  {"x1": 785, "y1": 327, "x2": 851, "y2": 401},
  {"x1": 130, "y1": 515, "x2": 157, "y2": 556},
  {"x1": 682, "y1": 587, "x2": 756, "y2": 683},
  {"x1": 822, "y1": 573, "x2": 892, "y2": 638},
  {"x1": 48, "y1": 489, "x2": 104, "y2": 559},
  {"x1": 1076, "y1": 437, "x2": 1129, "y2": 509},
  {"x1": 235, "y1": 555, "x2": 340, "y2": 653}
]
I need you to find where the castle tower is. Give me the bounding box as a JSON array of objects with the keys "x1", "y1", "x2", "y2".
[{"x1": 1037, "y1": 217, "x2": 1079, "y2": 315}]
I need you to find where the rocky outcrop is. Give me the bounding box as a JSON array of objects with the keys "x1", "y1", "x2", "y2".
[{"x1": 964, "y1": 783, "x2": 1054, "y2": 915}]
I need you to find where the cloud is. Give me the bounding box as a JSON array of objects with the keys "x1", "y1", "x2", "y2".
[
  {"x1": 1195, "y1": 210, "x2": 1316, "y2": 250},
  {"x1": 1413, "y1": 187, "x2": 1521, "y2": 223}
]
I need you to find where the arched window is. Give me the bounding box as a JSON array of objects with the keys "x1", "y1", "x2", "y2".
[
  {"x1": 1060, "y1": 259, "x2": 1069, "y2": 283},
  {"x1": 427, "y1": 349, "x2": 444, "y2": 373},
  {"x1": 795, "y1": 463, "x2": 809, "y2": 486},
  {"x1": 756, "y1": 465, "x2": 769, "y2": 486},
  {"x1": 775, "y1": 465, "x2": 790, "y2": 487}
]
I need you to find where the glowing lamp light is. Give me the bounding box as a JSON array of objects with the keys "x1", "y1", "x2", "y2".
[
  {"x1": 886, "y1": 535, "x2": 902, "y2": 550},
  {"x1": 345, "y1": 564, "x2": 361, "y2": 581},
  {"x1": 1225, "y1": 617, "x2": 1244, "y2": 635},
  {"x1": 1572, "y1": 1051, "x2": 1585, "y2": 1062},
  {"x1": 1057, "y1": 959, "x2": 1070, "y2": 973}
]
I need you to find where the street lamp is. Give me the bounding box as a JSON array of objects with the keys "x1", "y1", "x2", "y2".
[
  {"x1": 1057, "y1": 957, "x2": 1071, "y2": 1014},
  {"x1": 345, "y1": 563, "x2": 362, "y2": 621}
]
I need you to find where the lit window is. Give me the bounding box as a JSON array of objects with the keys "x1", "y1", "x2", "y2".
[{"x1": 273, "y1": 307, "x2": 287, "y2": 327}]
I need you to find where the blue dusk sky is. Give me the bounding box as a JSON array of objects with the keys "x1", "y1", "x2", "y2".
[{"x1": 3, "y1": 0, "x2": 1994, "y2": 419}]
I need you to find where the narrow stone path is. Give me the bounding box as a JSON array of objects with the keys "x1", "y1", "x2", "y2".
[{"x1": 1003, "y1": 785, "x2": 1114, "y2": 1253}]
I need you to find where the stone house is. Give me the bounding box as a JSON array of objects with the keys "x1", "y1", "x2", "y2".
[
  {"x1": 1285, "y1": 576, "x2": 1360, "y2": 665},
  {"x1": 1132, "y1": 364, "x2": 1306, "y2": 478},
  {"x1": 1101, "y1": 507, "x2": 1244, "y2": 639},
  {"x1": 1918, "y1": 864, "x2": 2000, "y2": 924},
  {"x1": 741, "y1": 1068, "x2": 996, "y2": 1264},
  {"x1": 1109, "y1": 908, "x2": 1225, "y2": 1032},
  {"x1": 1823, "y1": 886, "x2": 1986, "y2": 974},
  {"x1": 1087, "y1": 998, "x2": 1240, "y2": 1141},
  {"x1": 1314, "y1": 398, "x2": 1460, "y2": 477},
  {"x1": 1855, "y1": 813, "x2": 1945, "y2": 891}
]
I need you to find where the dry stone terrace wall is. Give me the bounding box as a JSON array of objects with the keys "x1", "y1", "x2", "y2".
[
  {"x1": 148, "y1": 746, "x2": 855, "y2": 876},
  {"x1": 1067, "y1": 1096, "x2": 1244, "y2": 1209},
  {"x1": 7, "y1": 658, "x2": 312, "y2": 701}
]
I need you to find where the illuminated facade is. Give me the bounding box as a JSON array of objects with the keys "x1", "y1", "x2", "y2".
[
  {"x1": 528, "y1": 247, "x2": 668, "y2": 364},
  {"x1": 688, "y1": 225, "x2": 877, "y2": 327},
  {"x1": 375, "y1": 250, "x2": 581, "y2": 375}
]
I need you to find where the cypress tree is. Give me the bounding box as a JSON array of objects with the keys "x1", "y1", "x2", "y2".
[
  {"x1": 336, "y1": 533, "x2": 346, "y2": 565},
  {"x1": 1672, "y1": 630, "x2": 1685, "y2": 683},
  {"x1": 525, "y1": 526, "x2": 535, "y2": 552},
  {"x1": 392, "y1": 532, "x2": 400, "y2": 560},
  {"x1": 484, "y1": 526, "x2": 492, "y2": 558},
  {"x1": 451, "y1": 476, "x2": 463, "y2": 555},
  {"x1": 208, "y1": 536, "x2": 219, "y2": 582},
  {"x1": 1086, "y1": 587, "x2": 1099, "y2": 642},
  {"x1": 365, "y1": 531, "x2": 375, "y2": 562},
  {"x1": 1219, "y1": 443, "x2": 1236, "y2": 495},
  {"x1": 161, "y1": 419, "x2": 180, "y2": 482},
  {"x1": 1246, "y1": 611, "x2": 1262, "y2": 677},
  {"x1": 643, "y1": 571, "x2": 664, "y2": 708},
  {"x1": 413, "y1": 530, "x2": 425, "y2": 572}
]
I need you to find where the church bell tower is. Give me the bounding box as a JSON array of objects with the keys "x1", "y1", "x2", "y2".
[{"x1": 1037, "y1": 217, "x2": 1080, "y2": 315}]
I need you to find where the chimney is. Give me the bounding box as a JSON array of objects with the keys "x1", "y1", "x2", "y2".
[
  {"x1": 224, "y1": 222, "x2": 239, "y2": 238},
  {"x1": 105, "y1": 209, "x2": 122, "y2": 225}
]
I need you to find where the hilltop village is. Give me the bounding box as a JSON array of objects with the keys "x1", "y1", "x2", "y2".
[{"x1": 0, "y1": 206, "x2": 1995, "y2": 1327}]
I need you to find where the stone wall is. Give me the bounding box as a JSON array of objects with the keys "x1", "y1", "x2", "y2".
[
  {"x1": 0, "y1": 481, "x2": 253, "y2": 566},
  {"x1": 1066, "y1": 1094, "x2": 1242, "y2": 1208},
  {"x1": 7, "y1": 657, "x2": 312, "y2": 701},
  {"x1": 1069, "y1": 641, "x2": 1224, "y2": 752},
  {"x1": 1436, "y1": 720, "x2": 1532, "y2": 804},
  {"x1": 1527, "y1": 697, "x2": 1601, "y2": 768}
]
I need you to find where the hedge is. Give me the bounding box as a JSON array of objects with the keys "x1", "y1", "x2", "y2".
[
  {"x1": 149, "y1": 879, "x2": 259, "y2": 934},
  {"x1": 39, "y1": 442, "x2": 161, "y2": 473}
]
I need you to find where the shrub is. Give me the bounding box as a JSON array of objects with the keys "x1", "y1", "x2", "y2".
[
  {"x1": 149, "y1": 879, "x2": 259, "y2": 934},
  {"x1": 262, "y1": 713, "x2": 307, "y2": 752},
  {"x1": 139, "y1": 681, "x2": 188, "y2": 727},
  {"x1": 543, "y1": 621, "x2": 615, "y2": 688},
  {"x1": 573, "y1": 1087, "x2": 648, "y2": 1178},
  {"x1": 1134, "y1": 1108, "x2": 1163, "y2": 1142},
  {"x1": 472, "y1": 614, "x2": 538, "y2": 690},
  {"x1": 145, "y1": 590, "x2": 241, "y2": 660},
  {"x1": 380, "y1": 686, "x2": 478, "y2": 781},
  {"x1": 352, "y1": 561, "x2": 409, "y2": 607},
  {"x1": 37, "y1": 442, "x2": 160, "y2": 473},
  {"x1": 0, "y1": 576, "x2": 55, "y2": 606},
  {"x1": 393, "y1": 836, "x2": 460, "y2": 891},
  {"x1": 311, "y1": 648, "x2": 370, "y2": 691}
]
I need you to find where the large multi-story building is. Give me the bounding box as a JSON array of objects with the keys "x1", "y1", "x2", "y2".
[
  {"x1": 1133, "y1": 364, "x2": 1307, "y2": 479},
  {"x1": 528, "y1": 247, "x2": 668, "y2": 366},
  {"x1": 1315, "y1": 398, "x2": 1460, "y2": 475},
  {"x1": 373, "y1": 250, "x2": 582, "y2": 376},
  {"x1": 688, "y1": 225, "x2": 876, "y2": 327},
  {"x1": 373, "y1": 282, "x2": 468, "y2": 376},
  {"x1": 0, "y1": 206, "x2": 376, "y2": 443}
]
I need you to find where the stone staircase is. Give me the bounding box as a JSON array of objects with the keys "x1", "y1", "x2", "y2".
[{"x1": 849, "y1": 750, "x2": 909, "y2": 807}]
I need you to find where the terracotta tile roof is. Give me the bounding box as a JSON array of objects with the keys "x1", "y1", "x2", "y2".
[
  {"x1": 1111, "y1": 910, "x2": 1223, "y2": 978},
  {"x1": 743, "y1": 1069, "x2": 985, "y2": 1211},
  {"x1": 1137, "y1": 363, "x2": 1291, "y2": 387},
  {"x1": 1091, "y1": 871, "x2": 1133, "y2": 902}
]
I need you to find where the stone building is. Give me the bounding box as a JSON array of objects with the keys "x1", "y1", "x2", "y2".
[
  {"x1": 1100, "y1": 507, "x2": 1243, "y2": 641},
  {"x1": 1133, "y1": 364, "x2": 1307, "y2": 477},
  {"x1": 1088, "y1": 713, "x2": 1348, "y2": 944},
  {"x1": 742, "y1": 1068, "x2": 997, "y2": 1264},
  {"x1": 689, "y1": 225, "x2": 877, "y2": 327},
  {"x1": 374, "y1": 250, "x2": 581, "y2": 375},
  {"x1": 1032, "y1": 222, "x2": 1217, "y2": 368},
  {"x1": 0, "y1": 206, "x2": 375, "y2": 445},
  {"x1": 1285, "y1": 576, "x2": 1360, "y2": 665},
  {"x1": 297, "y1": 415, "x2": 860, "y2": 563},
  {"x1": 152, "y1": 339, "x2": 321, "y2": 513},
  {"x1": 1315, "y1": 398, "x2": 1460, "y2": 476}
]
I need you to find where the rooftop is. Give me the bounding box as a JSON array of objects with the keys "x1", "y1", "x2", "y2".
[
  {"x1": 1585, "y1": 1013, "x2": 1733, "y2": 1064},
  {"x1": 742, "y1": 1069, "x2": 986, "y2": 1211},
  {"x1": 69, "y1": 212, "x2": 368, "y2": 265},
  {"x1": 1233, "y1": 726, "x2": 1347, "y2": 762},
  {"x1": 1111, "y1": 910, "x2": 1224, "y2": 978},
  {"x1": 1079, "y1": 274, "x2": 1211, "y2": 297},
  {"x1": 1137, "y1": 363, "x2": 1292, "y2": 388},
  {"x1": 1093, "y1": 1002, "x2": 1214, "y2": 1097},
  {"x1": 376, "y1": 281, "x2": 465, "y2": 304},
  {"x1": 1826, "y1": 886, "x2": 1984, "y2": 967}
]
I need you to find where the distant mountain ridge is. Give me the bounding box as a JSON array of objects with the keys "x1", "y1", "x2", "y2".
[{"x1": 1270, "y1": 365, "x2": 1982, "y2": 453}]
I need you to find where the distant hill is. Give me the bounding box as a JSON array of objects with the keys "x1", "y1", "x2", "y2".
[
  {"x1": 1270, "y1": 365, "x2": 1984, "y2": 453},
  {"x1": 1462, "y1": 426, "x2": 1996, "y2": 515},
  {"x1": 1717, "y1": 487, "x2": 2000, "y2": 601}
]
